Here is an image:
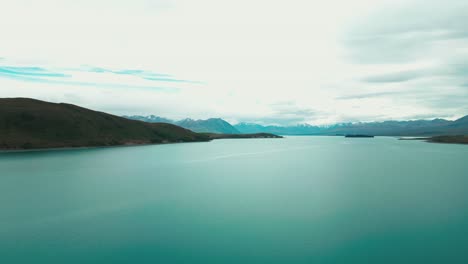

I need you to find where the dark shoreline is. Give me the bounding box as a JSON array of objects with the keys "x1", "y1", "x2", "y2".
[
  {"x1": 0, "y1": 141, "x2": 209, "y2": 153},
  {"x1": 398, "y1": 137, "x2": 430, "y2": 141},
  {"x1": 427, "y1": 135, "x2": 468, "y2": 145},
  {"x1": 0, "y1": 98, "x2": 283, "y2": 152},
  {"x1": 2, "y1": 134, "x2": 466, "y2": 153},
  {"x1": 399, "y1": 135, "x2": 468, "y2": 145},
  {"x1": 0, "y1": 133, "x2": 282, "y2": 153}
]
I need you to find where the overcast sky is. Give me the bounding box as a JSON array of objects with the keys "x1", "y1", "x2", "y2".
[{"x1": 1, "y1": 0, "x2": 467, "y2": 125}]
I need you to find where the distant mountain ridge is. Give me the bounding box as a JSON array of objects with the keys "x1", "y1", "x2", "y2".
[
  {"x1": 126, "y1": 114, "x2": 468, "y2": 136},
  {"x1": 126, "y1": 115, "x2": 173, "y2": 123},
  {"x1": 176, "y1": 118, "x2": 240, "y2": 134},
  {"x1": 235, "y1": 116, "x2": 468, "y2": 136},
  {"x1": 124, "y1": 115, "x2": 240, "y2": 134}
]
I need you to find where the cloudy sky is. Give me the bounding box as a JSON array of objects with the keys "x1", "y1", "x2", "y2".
[{"x1": 1, "y1": 0, "x2": 467, "y2": 125}]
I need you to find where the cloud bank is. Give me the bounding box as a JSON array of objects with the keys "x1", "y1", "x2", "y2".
[{"x1": 1, "y1": 0, "x2": 467, "y2": 125}]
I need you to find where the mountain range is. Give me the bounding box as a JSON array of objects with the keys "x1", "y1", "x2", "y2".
[
  {"x1": 124, "y1": 115, "x2": 240, "y2": 134},
  {"x1": 314, "y1": 117, "x2": 468, "y2": 136},
  {"x1": 0, "y1": 98, "x2": 280, "y2": 150},
  {"x1": 127, "y1": 115, "x2": 468, "y2": 136},
  {"x1": 0, "y1": 98, "x2": 466, "y2": 150}
]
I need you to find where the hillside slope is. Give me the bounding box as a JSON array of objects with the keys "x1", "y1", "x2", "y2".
[{"x1": 0, "y1": 98, "x2": 210, "y2": 150}]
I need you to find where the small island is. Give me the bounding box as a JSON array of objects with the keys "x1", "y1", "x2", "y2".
[
  {"x1": 345, "y1": 134, "x2": 374, "y2": 138},
  {"x1": 398, "y1": 137, "x2": 430, "y2": 141},
  {"x1": 203, "y1": 133, "x2": 282, "y2": 139}
]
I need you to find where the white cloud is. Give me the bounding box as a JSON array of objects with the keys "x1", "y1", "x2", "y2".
[{"x1": 1, "y1": 0, "x2": 467, "y2": 125}]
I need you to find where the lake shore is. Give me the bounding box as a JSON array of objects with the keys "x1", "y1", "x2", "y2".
[
  {"x1": 399, "y1": 135, "x2": 468, "y2": 145},
  {"x1": 0, "y1": 133, "x2": 282, "y2": 153},
  {"x1": 427, "y1": 135, "x2": 468, "y2": 144}
]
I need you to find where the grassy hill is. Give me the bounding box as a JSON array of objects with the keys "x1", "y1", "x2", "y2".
[{"x1": 0, "y1": 98, "x2": 210, "y2": 150}]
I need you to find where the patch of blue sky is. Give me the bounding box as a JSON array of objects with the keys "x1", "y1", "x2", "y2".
[
  {"x1": 0, "y1": 66, "x2": 70, "y2": 78},
  {"x1": 112, "y1": 69, "x2": 171, "y2": 78},
  {"x1": 143, "y1": 76, "x2": 200, "y2": 84},
  {"x1": 64, "y1": 80, "x2": 180, "y2": 92},
  {"x1": 82, "y1": 67, "x2": 200, "y2": 83},
  {"x1": 0, "y1": 64, "x2": 194, "y2": 91},
  {"x1": 4, "y1": 64, "x2": 200, "y2": 84},
  {"x1": 79, "y1": 66, "x2": 172, "y2": 78},
  {"x1": 0, "y1": 69, "x2": 179, "y2": 92},
  {"x1": 86, "y1": 67, "x2": 108, "y2": 73},
  {"x1": 0, "y1": 71, "x2": 48, "y2": 82}
]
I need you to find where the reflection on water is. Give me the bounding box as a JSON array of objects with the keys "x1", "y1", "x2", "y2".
[{"x1": 1, "y1": 136, "x2": 468, "y2": 263}]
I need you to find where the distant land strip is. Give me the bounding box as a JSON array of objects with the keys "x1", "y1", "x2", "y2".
[{"x1": 0, "y1": 98, "x2": 280, "y2": 150}]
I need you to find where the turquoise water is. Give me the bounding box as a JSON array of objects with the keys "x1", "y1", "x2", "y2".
[{"x1": 1, "y1": 136, "x2": 468, "y2": 263}]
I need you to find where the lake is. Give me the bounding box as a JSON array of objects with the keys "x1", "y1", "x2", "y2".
[{"x1": 1, "y1": 136, "x2": 468, "y2": 263}]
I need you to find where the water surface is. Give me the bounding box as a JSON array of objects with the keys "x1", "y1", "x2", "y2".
[{"x1": 1, "y1": 136, "x2": 468, "y2": 263}]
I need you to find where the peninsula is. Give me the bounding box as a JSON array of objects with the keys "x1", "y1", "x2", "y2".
[
  {"x1": 399, "y1": 135, "x2": 468, "y2": 144},
  {"x1": 345, "y1": 134, "x2": 374, "y2": 138},
  {"x1": 428, "y1": 135, "x2": 468, "y2": 144},
  {"x1": 204, "y1": 133, "x2": 282, "y2": 139},
  {"x1": 0, "y1": 98, "x2": 280, "y2": 150}
]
